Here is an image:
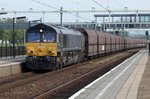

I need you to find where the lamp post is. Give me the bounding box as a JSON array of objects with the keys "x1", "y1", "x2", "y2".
[{"x1": 12, "y1": 16, "x2": 26, "y2": 57}]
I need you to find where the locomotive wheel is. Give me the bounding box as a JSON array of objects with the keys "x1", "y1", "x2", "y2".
[
  {"x1": 53, "y1": 64, "x2": 59, "y2": 71},
  {"x1": 52, "y1": 67, "x2": 57, "y2": 71},
  {"x1": 59, "y1": 62, "x2": 63, "y2": 69}
]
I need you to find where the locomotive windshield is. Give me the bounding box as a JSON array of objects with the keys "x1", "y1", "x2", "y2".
[
  {"x1": 27, "y1": 31, "x2": 56, "y2": 43},
  {"x1": 27, "y1": 33, "x2": 40, "y2": 42}
]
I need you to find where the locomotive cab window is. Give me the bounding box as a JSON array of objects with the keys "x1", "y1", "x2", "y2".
[
  {"x1": 26, "y1": 30, "x2": 56, "y2": 43},
  {"x1": 43, "y1": 33, "x2": 56, "y2": 42}
]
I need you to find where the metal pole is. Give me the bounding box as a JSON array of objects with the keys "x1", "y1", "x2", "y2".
[
  {"x1": 145, "y1": 30, "x2": 150, "y2": 55},
  {"x1": 76, "y1": 12, "x2": 79, "y2": 23},
  {"x1": 12, "y1": 18, "x2": 15, "y2": 57},
  {"x1": 60, "y1": 7, "x2": 63, "y2": 26},
  {"x1": 94, "y1": 17, "x2": 97, "y2": 30},
  {"x1": 29, "y1": 21, "x2": 31, "y2": 28},
  {"x1": 12, "y1": 16, "x2": 26, "y2": 57},
  {"x1": 148, "y1": 35, "x2": 150, "y2": 56},
  {"x1": 23, "y1": 29, "x2": 26, "y2": 55},
  {"x1": 108, "y1": 11, "x2": 111, "y2": 29},
  {"x1": 149, "y1": 44, "x2": 150, "y2": 56}
]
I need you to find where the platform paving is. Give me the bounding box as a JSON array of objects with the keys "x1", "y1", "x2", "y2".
[
  {"x1": 116, "y1": 51, "x2": 147, "y2": 99},
  {"x1": 137, "y1": 54, "x2": 150, "y2": 99},
  {"x1": 69, "y1": 50, "x2": 148, "y2": 99}
]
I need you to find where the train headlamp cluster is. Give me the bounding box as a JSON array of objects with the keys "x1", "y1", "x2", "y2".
[{"x1": 26, "y1": 42, "x2": 57, "y2": 56}]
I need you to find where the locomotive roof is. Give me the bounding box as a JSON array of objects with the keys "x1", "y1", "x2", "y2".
[{"x1": 27, "y1": 23, "x2": 82, "y2": 35}]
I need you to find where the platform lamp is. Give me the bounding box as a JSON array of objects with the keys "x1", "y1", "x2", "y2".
[{"x1": 12, "y1": 16, "x2": 26, "y2": 57}]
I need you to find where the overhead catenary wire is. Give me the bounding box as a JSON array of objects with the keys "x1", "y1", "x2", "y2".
[
  {"x1": 71, "y1": 0, "x2": 92, "y2": 10},
  {"x1": 113, "y1": 0, "x2": 126, "y2": 8},
  {"x1": 31, "y1": 0, "x2": 59, "y2": 10},
  {"x1": 67, "y1": 12, "x2": 93, "y2": 22},
  {"x1": 30, "y1": 0, "x2": 93, "y2": 22},
  {"x1": 92, "y1": 0, "x2": 111, "y2": 12}
]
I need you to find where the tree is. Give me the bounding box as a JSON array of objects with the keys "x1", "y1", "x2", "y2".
[{"x1": 0, "y1": 18, "x2": 26, "y2": 45}]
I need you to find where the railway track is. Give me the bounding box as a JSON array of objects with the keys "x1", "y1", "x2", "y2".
[
  {"x1": 0, "y1": 72, "x2": 39, "y2": 93},
  {"x1": 34, "y1": 51, "x2": 134, "y2": 99},
  {"x1": 0, "y1": 49, "x2": 139, "y2": 99},
  {"x1": 0, "y1": 72, "x2": 35, "y2": 86}
]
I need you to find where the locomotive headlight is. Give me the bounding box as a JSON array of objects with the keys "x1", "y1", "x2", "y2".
[
  {"x1": 28, "y1": 50, "x2": 34, "y2": 54},
  {"x1": 49, "y1": 50, "x2": 55, "y2": 55},
  {"x1": 30, "y1": 50, "x2": 34, "y2": 54},
  {"x1": 39, "y1": 29, "x2": 43, "y2": 33}
]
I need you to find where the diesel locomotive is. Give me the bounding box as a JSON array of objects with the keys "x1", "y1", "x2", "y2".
[
  {"x1": 26, "y1": 23, "x2": 147, "y2": 70},
  {"x1": 26, "y1": 23, "x2": 84, "y2": 70}
]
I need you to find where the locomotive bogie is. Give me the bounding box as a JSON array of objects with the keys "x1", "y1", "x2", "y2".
[{"x1": 26, "y1": 56, "x2": 57, "y2": 70}]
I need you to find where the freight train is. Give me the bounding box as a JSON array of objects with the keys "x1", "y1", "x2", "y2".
[{"x1": 25, "y1": 23, "x2": 147, "y2": 70}]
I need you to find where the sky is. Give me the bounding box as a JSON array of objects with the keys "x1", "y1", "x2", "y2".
[{"x1": 0, "y1": 0, "x2": 150, "y2": 22}]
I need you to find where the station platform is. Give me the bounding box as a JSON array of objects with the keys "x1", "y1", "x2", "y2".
[
  {"x1": 0, "y1": 56, "x2": 26, "y2": 78},
  {"x1": 0, "y1": 55, "x2": 25, "y2": 65},
  {"x1": 69, "y1": 50, "x2": 148, "y2": 99}
]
